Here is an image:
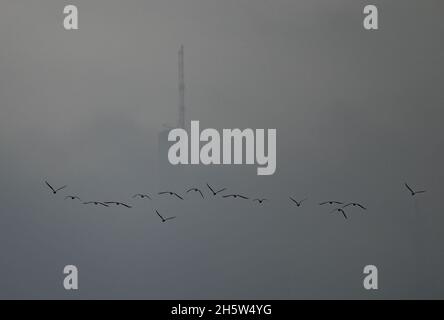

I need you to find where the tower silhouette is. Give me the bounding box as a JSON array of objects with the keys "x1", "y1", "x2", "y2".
[
  {"x1": 158, "y1": 45, "x2": 187, "y2": 170},
  {"x1": 178, "y1": 45, "x2": 185, "y2": 129}
]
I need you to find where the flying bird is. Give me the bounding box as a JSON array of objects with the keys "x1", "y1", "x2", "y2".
[
  {"x1": 343, "y1": 202, "x2": 367, "y2": 210},
  {"x1": 223, "y1": 194, "x2": 249, "y2": 199},
  {"x1": 404, "y1": 183, "x2": 426, "y2": 196},
  {"x1": 290, "y1": 197, "x2": 307, "y2": 207},
  {"x1": 207, "y1": 183, "x2": 227, "y2": 196},
  {"x1": 83, "y1": 201, "x2": 109, "y2": 207},
  {"x1": 330, "y1": 208, "x2": 347, "y2": 219},
  {"x1": 104, "y1": 201, "x2": 132, "y2": 208},
  {"x1": 186, "y1": 188, "x2": 204, "y2": 198},
  {"x1": 132, "y1": 193, "x2": 151, "y2": 200},
  {"x1": 155, "y1": 210, "x2": 176, "y2": 223},
  {"x1": 45, "y1": 181, "x2": 67, "y2": 194},
  {"x1": 65, "y1": 196, "x2": 81, "y2": 201},
  {"x1": 319, "y1": 201, "x2": 343, "y2": 206},
  {"x1": 158, "y1": 191, "x2": 184, "y2": 200},
  {"x1": 253, "y1": 198, "x2": 267, "y2": 204}
]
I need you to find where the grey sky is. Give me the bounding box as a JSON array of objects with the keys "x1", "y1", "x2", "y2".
[{"x1": 0, "y1": 0, "x2": 443, "y2": 298}]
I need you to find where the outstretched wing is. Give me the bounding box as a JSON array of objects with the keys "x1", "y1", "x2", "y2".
[
  {"x1": 155, "y1": 210, "x2": 164, "y2": 220},
  {"x1": 238, "y1": 195, "x2": 249, "y2": 199},
  {"x1": 197, "y1": 189, "x2": 204, "y2": 198},
  {"x1": 215, "y1": 188, "x2": 227, "y2": 194},
  {"x1": 206, "y1": 183, "x2": 215, "y2": 193},
  {"x1": 416, "y1": 190, "x2": 426, "y2": 194},
  {"x1": 165, "y1": 216, "x2": 176, "y2": 221},
  {"x1": 405, "y1": 183, "x2": 414, "y2": 194},
  {"x1": 45, "y1": 181, "x2": 56, "y2": 192},
  {"x1": 55, "y1": 185, "x2": 67, "y2": 192},
  {"x1": 121, "y1": 203, "x2": 132, "y2": 208},
  {"x1": 357, "y1": 204, "x2": 367, "y2": 210},
  {"x1": 173, "y1": 193, "x2": 184, "y2": 200}
]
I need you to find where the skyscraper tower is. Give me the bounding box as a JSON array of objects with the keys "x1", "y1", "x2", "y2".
[{"x1": 178, "y1": 45, "x2": 185, "y2": 129}]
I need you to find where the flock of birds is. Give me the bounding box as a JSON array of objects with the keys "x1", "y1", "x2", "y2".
[{"x1": 45, "y1": 181, "x2": 426, "y2": 222}]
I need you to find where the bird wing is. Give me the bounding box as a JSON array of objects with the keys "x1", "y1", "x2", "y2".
[
  {"x1": 197, "y1": 190, "x2": 204, "y2": 198},
  {"x1": 416, "y1": 190, "x2": 426, "y2": 194},
  {"x1": 223, "y1": 195, "x2": 233, "y2": 198},
  {"x1": 238, "y1": 195, "x2": 249, "y2": 199},
  {"x1": 405, "y1": 183, "x2": 414, "y2": 193},
  {"x1": 55, "y1": 185, "x2": 67, "y2": 192},
  {"x1": 341, "y1": 210, "x2": 347, "y2": 219},
  {"x1": 343, "y1": 203, "x2": 353, "y2": 208},
  {"x1": 158, "y1": 191, "x2": 168, "y2": 195},
  {"x1": 207, "y1": 184, "x2": 215, "y2": 193},
  {"x1": 132, "y1": 194, "x2": 139, "y2": 198},
  {"x1": 155, "y1": 210, "x2": 164, "y2": 220},
  {"x1": 83, "y1": 202, "x2": 93, "y2": 204},
  {"x1": 289, "y1": 197, "x2": 298, "y2": 204},
  {"x1": 334, "y1": 201, "x2": 343, "y2": 204},
  {"x1": 319, "y1": 201, "x2": 328, "y2": 205},
  {"x1": 357, "y1": 204, "x2": 367, "y2": 210},
  {"x1": 45, "y1": 181, "x2": 56, "y2": 192},
  {"x1": 121, "y1": 203, "x2": 132, "y2": 208},
  {"x1": 186, "y1": 188, "x2": 194, "y2": 193},
  {"x1": 215, "y1": 188, "x2": 227, "y2": 194},
  {"x1": 165, "y1": 216, "x2": 176, "y2": 221},
  {"x1": 174, "y1": 193, "x2": 184, "y2": 200},
  {"x1": 99, "y1": 202, "x2": 109, "y2": 207}
]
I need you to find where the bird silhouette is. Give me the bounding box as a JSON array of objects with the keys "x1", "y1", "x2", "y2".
[
  {"x1": 158, "y1": 191, "x2": 184, "y2": 200},
  {"x1": 207, "y1": 183, "x2": 227, "y2": 196},
  {"x1": 404, "y1": 183, "x2": 426, "y2": 196},
  {"x1": 83, "y1": 201, "x2": 109, "y2": 207},
  {"x1": 65, "y1": 196, "x2": 81, "y2": 201},
  {"x1": 104, "y1": 201, "x2": 132, "y2": 208},
  {"x1": 132, "y1": 193, "x2": 151, "y2": 200},
  {"x1": 186, "y1": 188, "x2": 204, "y2": 198},
  {"x1": 319, "y1": 201, "x2": 343, "y2": 206},
  {"x1": 223, "y1": 194, "x2": 249, "y2": 199},
  {"x1": 253, "y1": 198, "x2": 267, "y2": 204},
  {"x1": 330, "y1": 208, "x2": 347, "y2": 219},
  {"x1": 155, "y1": 210, "x2": 176, "y2": 223},
  {"x1": 343, "y1": 202, "x2": 366, "y2": 210},
  {"x1": 290, "y1": 197, "x2": 307, "y2": 207},
  {"x1": 45, "y1": 181, "x2": 67, "y2": 194}
]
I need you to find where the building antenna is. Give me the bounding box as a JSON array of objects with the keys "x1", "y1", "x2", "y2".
[{"x1": 178, "y1": 45, "x2": 185, "y2": 129}]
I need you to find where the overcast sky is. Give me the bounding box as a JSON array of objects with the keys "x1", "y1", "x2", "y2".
[{"x1": 0, "y1": 0, "x2": 443, "y2": 298}]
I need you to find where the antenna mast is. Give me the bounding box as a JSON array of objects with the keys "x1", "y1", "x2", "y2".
[{"x1": 178, "y1": 45, "x2": 185, "y2": 129}]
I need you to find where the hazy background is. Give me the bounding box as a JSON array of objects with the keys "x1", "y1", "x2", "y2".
[{"x1": 0, "y1": 0, "x2": 443, "y2": 299}]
